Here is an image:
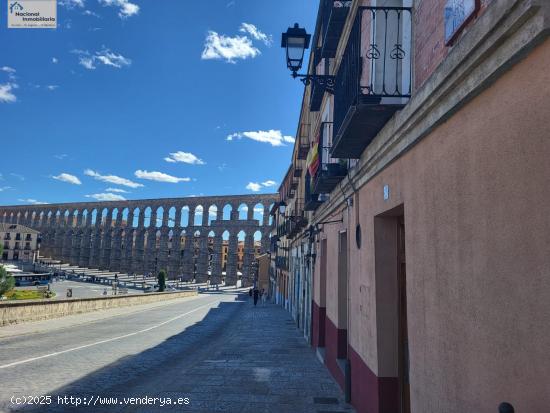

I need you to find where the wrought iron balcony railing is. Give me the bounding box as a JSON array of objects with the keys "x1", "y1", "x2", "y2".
[
  {"x1": 311, "y1": 122, "x2": 347, "y2": 194},
  {"x1": 332, "y1": 6, "x2": 412, "y2": 159}
]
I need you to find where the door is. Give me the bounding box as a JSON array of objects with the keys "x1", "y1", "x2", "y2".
[{"x1": 397, "y1": 216, "x2": 410, "y2": 413}]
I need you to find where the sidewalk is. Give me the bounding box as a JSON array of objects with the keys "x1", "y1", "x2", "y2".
[{"x1": 157, "y1": 299, "x2": 355, "y2": 413}]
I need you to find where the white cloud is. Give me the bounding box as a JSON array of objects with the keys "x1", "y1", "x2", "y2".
[
  {"x1": 52, "y1": 57, "x2": 59, "y2": 64},
  {"x1": 201, "y1": 31, "x2": 260, "y2": 63},
  {"x1": 54, "y1": 154, "x2": 68, "y2": 160},
  {"x1": 95, "y1": 50, "x2": 131, "y2": 68},
  {"x1": 79, "y1": 56, "x2": 96, "y2": 70},
  {"x1": 18, "y1": 198, "x2": 49, "y2": 205},
  {"x1": 164, "y1": 151, "x2": 205, "y2": 165},
  {"x1": 53, "y1": 173, "x2": 82, "y2": 185},
  {"x1": 261, "y1": 180, "x2": 277, "y2": 187},
  {"x1": 134, "y1": 170, "x2": 191, "y2": 184},
  {"x1": 86, "y1": 193, "x2": 126, "y2": 201},
  {"x1": 59, "y1": 0, "x2": 85, "y2": 8},
  {"x1": 105, "y1": 187, "x2": 129, "y2": 193},
  {"x1": 240, "y1": 23, "x2": 272, "y2": 46},
  {"x1": 0, "y1": 186, "x2": 12, "y2": 192},
  {"x1": 10, "y1": 173, "x2": 24, "y2": 181},
  {"x1": 74, "y1": 48, "x2": 131, "y2": 70},
  {"x1": 46, "y1": 85, "x2": 59, "y2": 91},
  {"x1": 227, "y1": 130, "x2": 295, "y2": 147},
  {"x1": 84, "y1": 169, "x2": 143, "y2": 188},
  {"x1": 99, "y1": 0, "x2": 139, "y2": 18},
  {"x1": 246, "y1": 182, "x2": 262, "y2": 192},
  {"x1": 0, "y1": 83, "x2": 17, "y2": 103},
  {"x1": 1, "y1": 66, "x2": 16, "y2": 74},
  {"x1": 83, "y1": 9, "x2": 100, "y2": 17}
]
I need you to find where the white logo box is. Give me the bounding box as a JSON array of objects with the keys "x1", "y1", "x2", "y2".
[{"x1": 8, "y1": 0, "x2": 56, "y2": 29}]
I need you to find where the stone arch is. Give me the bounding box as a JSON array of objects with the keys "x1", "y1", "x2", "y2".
[
  {"x1": 100, "y1": 208, "x2": 108, "y2": 227},
  {"x1": 181, "y1": 206, "x2": 190, "y2": 227},
  {"x1": 132, "y1": 207, "x2": 140, "y2": 228},
  {"x1": 81, "y1": 209, "x2": 88, "y2": 227},
  {"x1": 155, "y1": 206, "x2": 164, "y2": 228},
  {"x1": 90, "y1": 209, "x2": 98, "y2": 226},
  {"x1": 194, "y1": 205, "x2": 203, "y2": 226},
  {"x1": 253, "y1": 203, "x2": 264, "y2": 225},
  {"x1": 144, "y1": 207, "x2": 152, "y2": 228},
  {"x1": 208, "y1": 205, "x2": 218, "y2": 225},
  {"x1": 121, "y1": 207, "x2": 129, "y2": 227},
  {"x1": 237, "y1": 204, "x2": 247, "y2": 220},
  {"x1": 222, "y1": 204, "x2": 232, "y2": 220},
  {"x1": 111, "y1": 208, "x2": 119, "y2": 227},
  {"x1": 168, "y1": 206, "x2": 176, "y2": 228}
]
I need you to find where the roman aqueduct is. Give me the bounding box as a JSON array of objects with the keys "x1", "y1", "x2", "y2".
[{"x1": 0, "y1": 194, "x2": 278, "y2": 286}]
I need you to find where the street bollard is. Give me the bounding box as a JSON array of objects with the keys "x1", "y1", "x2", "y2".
[{"x1": 499, "y1": 402, "x2": 514, "y2": 413}]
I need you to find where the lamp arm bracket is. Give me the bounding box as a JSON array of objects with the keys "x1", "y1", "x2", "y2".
[{"x1": 292, "y1": 73, "x2": 336, "y2": 94}]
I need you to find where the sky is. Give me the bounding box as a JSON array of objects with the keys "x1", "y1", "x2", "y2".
[{"x1": 0, "y1": 0, "x2": 317, "y2": 206}]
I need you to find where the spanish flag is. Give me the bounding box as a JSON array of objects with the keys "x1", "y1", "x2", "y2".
[{"x1": 306, "y1": 142, "x2": 319, "y2": 177}]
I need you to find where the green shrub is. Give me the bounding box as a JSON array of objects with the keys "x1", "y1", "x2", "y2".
[{"x1": 157, "y1": 270, "x2": 167, "y2": 292}]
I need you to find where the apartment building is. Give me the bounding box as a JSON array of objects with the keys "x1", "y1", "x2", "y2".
[
  {"x1": 0, "y1": 223, "x2": 40, "y2": 262},
  {"x1": 274, "y1": 0, "x2": 550, "y2": 412}
]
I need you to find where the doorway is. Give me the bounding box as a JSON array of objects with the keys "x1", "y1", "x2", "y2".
[{"x1": 374, "y1": 206, "x2": 409, "y2": 413}]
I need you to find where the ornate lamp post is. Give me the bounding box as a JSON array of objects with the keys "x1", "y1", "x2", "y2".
[{"x1": 281, "y1": 23, "x2": 335, "y2": 92}]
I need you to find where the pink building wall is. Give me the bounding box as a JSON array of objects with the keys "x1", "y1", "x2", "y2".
[{"x1": 313, "y1": 38, "x2": 550, "y2": 412}]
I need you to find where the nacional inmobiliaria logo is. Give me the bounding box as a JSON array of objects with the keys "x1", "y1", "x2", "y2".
[{"x1": 8, "y1": 0, "x2": 57, "y2": 29}]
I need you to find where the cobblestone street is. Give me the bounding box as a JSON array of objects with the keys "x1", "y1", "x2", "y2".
[{"x1": 0, "y1": 293, "x2": 353, "y2": 413}]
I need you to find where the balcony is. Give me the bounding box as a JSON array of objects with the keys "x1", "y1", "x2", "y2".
[
  {"x1": 287, "y1": 200, "x2": 308, "y2": 238},
  {"x1": 311, "y1": 122, "x2": 347, "y2": 194},
  {"x1": 320, "y1": 0, "x2": 352, "y2": 58},
  {"x1": 331, "y1": 6, "x2": 412, "y2": 159},
  {"x1": 297, "y1": 123, "x2": 310, "y2": 160},
  {"x1": 304, "y1": 171, "x2": 326, "y2": 211}
]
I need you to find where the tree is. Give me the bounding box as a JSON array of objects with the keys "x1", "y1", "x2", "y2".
[
  {"x1": 0, "y1": 247, "x2": 15, "y2": 296},
  {"x1": 157, "y1": 270, "x2": 167, "y2": 292}
]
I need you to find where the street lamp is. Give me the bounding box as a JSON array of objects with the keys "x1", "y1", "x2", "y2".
[
  {"x1": 281, "y1": 23, "x2": 310, "y2": 76},
  {"x1": 278, "y1": 201, "x2": 287, "y2": 215},
  {"x1": 281, "y1": 23, "x2": 335, "y2": 92}
]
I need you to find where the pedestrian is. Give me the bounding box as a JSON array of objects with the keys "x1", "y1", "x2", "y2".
[
  {"x1": 249, "y1": 287, "x2": 253, "y2": 298},
  {"x1": 261, "y1": 288, "x2": 267, "y2": 305},
  {"x1": 253, "y1": 288, "x2": 259, "y2": 306}
]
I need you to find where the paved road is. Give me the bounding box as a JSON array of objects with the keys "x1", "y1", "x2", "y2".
[{"x1": 0, "y1": 292, "x2": 353, "y2": 413}]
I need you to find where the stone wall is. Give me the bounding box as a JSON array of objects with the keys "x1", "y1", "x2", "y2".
[{"x1": 0, "y1": 290, "x2": 198, "y2": 326}]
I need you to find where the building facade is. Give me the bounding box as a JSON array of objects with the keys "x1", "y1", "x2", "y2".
[
  {"x1": 0, "y1": 223, "x2": 40, "y2": 262},
  {"x1": 274, "y1": 0, "x2": 550, "y2": 412}
]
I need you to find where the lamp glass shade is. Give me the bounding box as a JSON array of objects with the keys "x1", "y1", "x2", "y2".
[{"x1": 286, "y1": 37, "x2": 306, "y2": 71}]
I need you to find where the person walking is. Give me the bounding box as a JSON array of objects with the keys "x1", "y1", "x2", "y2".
[
  {"x1": 253, "y1": 288, "x2": 259, "y2": 306},
  {"x1": 261, "y1": 288, "x2": 267, "y2": 305}
]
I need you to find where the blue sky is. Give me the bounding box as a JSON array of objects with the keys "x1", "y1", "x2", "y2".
[{"x1": 0, "y1": 0, "x2": 316, "y2": 206}]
